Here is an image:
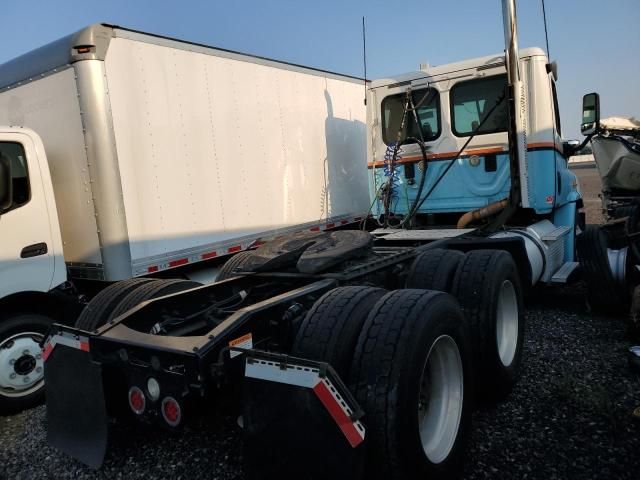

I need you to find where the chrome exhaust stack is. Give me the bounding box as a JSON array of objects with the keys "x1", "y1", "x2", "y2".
[{"x1": 501, "y1": 0, "x2": 531, "y2": 209}]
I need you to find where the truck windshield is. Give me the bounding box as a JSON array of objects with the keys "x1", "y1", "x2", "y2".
[
  {"x1": 381, "y1": 88, "x2": 440, "y2": 145},
  {"x1": 451, "y1": 74, "x2": 508, "y2": 136}
]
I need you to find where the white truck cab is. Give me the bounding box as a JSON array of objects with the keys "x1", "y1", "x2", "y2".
[{"x1": 0, "y1": 127, "x2": 66, "y2": 411}]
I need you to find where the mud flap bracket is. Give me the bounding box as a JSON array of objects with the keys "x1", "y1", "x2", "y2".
[{"x1": 243, "y1": 350, "x2": 365, "y2": 480}]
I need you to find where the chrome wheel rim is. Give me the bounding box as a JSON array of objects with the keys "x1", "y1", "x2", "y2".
[
  {"x1": 496, "y1": 280, "x2": 519, "y2": 367},
  {"x1": 607, "y1": 247, "x2": 627, "y2": 285},
  {"x1": 0, "y1": 332, "x2": 45, "y2": 397},
  {"x1": 418, "y1": 334, "x2": 464, "y2": 464}
]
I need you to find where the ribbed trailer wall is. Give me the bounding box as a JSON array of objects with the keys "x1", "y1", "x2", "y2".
[{"x1": 0, "y1": 25, "x2": 369, "y2": 280}]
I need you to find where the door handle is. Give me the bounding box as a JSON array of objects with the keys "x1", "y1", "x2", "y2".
[{"x1": 21, "y1": 242, "x2": 48, "y2": 258}]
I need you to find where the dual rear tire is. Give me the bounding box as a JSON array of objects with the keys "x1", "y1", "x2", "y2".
[
  {"x1": 290, "y1": 248, "x2": 524, "y2": 478},
  {"x1": 451, "y1": 249, "x2": 524, "y2": 402},
  {"x1": 293, "y1": 287, "x2": 472, "y2": 479},
  {"x1": 407, "y1": 248, "x2": 524, "y2": 401},
  {"x1": 348, "y1": 290, "x2": 471, "y2": 479}
]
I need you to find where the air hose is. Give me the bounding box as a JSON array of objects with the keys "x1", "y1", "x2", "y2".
[{"x1": 381, "y1": 89, "x2": 431, "y2": 227}]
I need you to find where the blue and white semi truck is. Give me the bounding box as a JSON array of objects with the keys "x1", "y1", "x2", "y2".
[{"x1": 12, "y1": 0, "x2": 627, "y2": 478}]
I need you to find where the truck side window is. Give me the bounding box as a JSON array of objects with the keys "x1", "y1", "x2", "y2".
[
  {"x1": 451, "y1": 74, "x2": 508, "y2": 136},
  {"x1": 551, "y1": 80, "x2": 562, "y2": 137},
  {"x1": 0, "y1": 142, "x2": 30, "y2": 212},
  {"x1": 381, "y1": 88, "x2": 441, "y2": 145}
]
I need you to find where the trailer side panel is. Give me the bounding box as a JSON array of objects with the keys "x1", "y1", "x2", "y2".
[{"x1": 104, "y1": 36, "x2": 369, "y2": 268}]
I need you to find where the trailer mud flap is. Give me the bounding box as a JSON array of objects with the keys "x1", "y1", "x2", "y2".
[
  {"x1": 243, "y1": 352, "x2": 365, "y2": 480},
  {"x1": 43, "y1": 331, "x2": 107, "y2": 469}
]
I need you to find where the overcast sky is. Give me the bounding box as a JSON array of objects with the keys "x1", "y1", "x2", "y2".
[{"x1": 2, "y1": 0, "x2": 638, "y2": 139}]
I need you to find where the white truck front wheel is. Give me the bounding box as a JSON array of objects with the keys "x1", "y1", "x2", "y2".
[{"x1": 0, "y1": 313, "x2": 53, "y2": 414}]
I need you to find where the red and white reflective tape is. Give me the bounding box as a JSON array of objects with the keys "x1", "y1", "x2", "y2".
[
  {"x1": 141, "y1": 213, "x2": 370, "y2": 276},
  {"x1": 42, "y1": 333, "x2": 90, "y2": 362},
  {"x1": 245, "y1": 358, "x2": 365, "y2": 448}
]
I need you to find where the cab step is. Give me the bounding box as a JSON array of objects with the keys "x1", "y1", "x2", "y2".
[
  {"x1": 550, "y1": 261, "x2": 580, "y2": 284},
  {"x1": 541, "y1": 226, "x2": 572, "y2": 242}
]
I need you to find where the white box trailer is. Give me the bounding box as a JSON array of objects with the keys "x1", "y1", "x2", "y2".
[
  {"x1": 0, "y1": 23, "x2": 369, "y2": 282},
  {"x1": 0, "y1": 24, "x2": 369, "y2": 412}
]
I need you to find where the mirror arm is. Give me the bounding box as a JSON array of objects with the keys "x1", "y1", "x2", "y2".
[{"x1": 567, "y1": 133, "x2": 595, "y2": 157}]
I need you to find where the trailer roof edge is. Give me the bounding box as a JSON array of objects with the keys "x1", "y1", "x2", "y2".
[
  {"x1": 0, "y1": 24, "x2": 113, "y2": 90},
  {"x1": 0, "y1": 23, "x2": 367, "y2": 91}
]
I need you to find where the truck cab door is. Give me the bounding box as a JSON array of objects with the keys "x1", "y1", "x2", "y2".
[{"x1": 0, "y1": 133, "x2": 57, "y2": 297}]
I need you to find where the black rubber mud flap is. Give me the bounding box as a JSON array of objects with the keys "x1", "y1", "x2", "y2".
[
  {"x1": 243, "y1": 351, "x2": 365, "y2": 480},
  {"x1": 44, "y1": 331, "x2": 107, "y2": 469}
]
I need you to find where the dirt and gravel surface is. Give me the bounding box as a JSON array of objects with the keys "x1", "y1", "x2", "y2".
[
  {"x1": 574, "y1": 162, "x2": 605, "y2": 225},
  {"x1": 1, "y1": 164, "x2": 638, "y2": 479}
]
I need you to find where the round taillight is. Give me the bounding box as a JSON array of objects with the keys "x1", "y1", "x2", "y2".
[
  {"x1": 128, "y1": 386, "x2": 146, "y2": 415},
  {"x1": 161, "y1": 396, "x2": 181, "y2": 427}
]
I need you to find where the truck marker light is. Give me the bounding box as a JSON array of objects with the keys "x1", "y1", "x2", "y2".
[
  {"x1": 128, "y1": 386, "x2": 146, "y2": 415},
  {"x1": 161, "y1": 396, "x2": 181, "y2": 427},
  {"x1": 168, "y1": 258, "x2": 188, "y2": 268}
]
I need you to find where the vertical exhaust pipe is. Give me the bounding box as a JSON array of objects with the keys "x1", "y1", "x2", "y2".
[
  {"x1": 501, "y1": 0, "x2": 530, "y2": 209},
  {"x1": 456, "y1": 1, "x2": 530, "y2": 230},
  {"x1": 502, "y1": 0, "x2": 521, "y2": 85}
]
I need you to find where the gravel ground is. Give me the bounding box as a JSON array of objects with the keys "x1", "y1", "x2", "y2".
[
  {"x1": 1, "y1": 284, "x2": 639, "y2": 479},
  {"x1": 2, "y1": 165, "x2": 638, "y2": 479},
  {"x1": 464, "y1": 284, "x2": 640, "y2": 479},
  {"x1": 572, "y1": 163, "x2": 605, "y2": 225}
]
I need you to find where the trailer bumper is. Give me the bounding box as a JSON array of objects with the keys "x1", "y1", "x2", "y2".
[
  {"x1": 43, "y1": 326, "x2": 108, "y2": 469},
  {"x1": 243, "y1": 350, "x2": 366, "y2": 480}
]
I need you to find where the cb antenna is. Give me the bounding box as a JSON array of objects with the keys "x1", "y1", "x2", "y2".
[
  {"x1": 541, "y1": 0, "x2": 551, "y2": 59},
  {"x1": 362, "y1": 16, "x2": 367, "y2": 105}
]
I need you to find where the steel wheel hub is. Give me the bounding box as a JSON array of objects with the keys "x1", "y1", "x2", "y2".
[
  {"x1": 418, "y1": 334, "x2": 464, "y2": 464},
  {"x1": 496, "y1": 280, "x2": 519, "y2": 367},
  {"x1": 0, "y1": 332, "x2": 45, "y2": 397}
]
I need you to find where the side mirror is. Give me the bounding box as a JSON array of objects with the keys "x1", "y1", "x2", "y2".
[
  {"x1": 581, "y1": 92, "x2": 600, "y2": 136},
  {"x1": 0, "y1": 154, "x2": 12, "y2": 213}
]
